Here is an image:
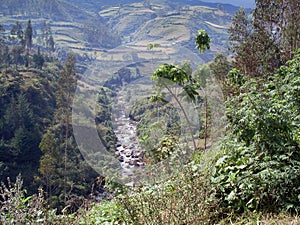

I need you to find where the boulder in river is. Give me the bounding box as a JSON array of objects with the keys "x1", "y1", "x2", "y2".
[
  {"x1": 116, "y1": 143, "x2": 122, "y2": 148},
  {"x1": 124, "y1": 149, "x2": 132, "y2": 157}
]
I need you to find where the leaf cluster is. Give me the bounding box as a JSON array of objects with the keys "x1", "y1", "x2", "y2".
[{"x1": 212, "y1": 51, "x2": 300, "y2": 213}]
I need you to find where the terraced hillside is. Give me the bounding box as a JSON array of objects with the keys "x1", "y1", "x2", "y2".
[
  {"x1": 0, "y1": 0, "x2": 121, "y2": 59},
  {"x1": 89, "y1": 0, "x2": 233, "y2": 83},
  {"x1": 0, "y1": 0, "x2": 237, "y2": 73}
]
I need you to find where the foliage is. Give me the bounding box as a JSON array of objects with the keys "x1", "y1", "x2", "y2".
[
  {"x1": 24, "y1": 20, "x2": 33, "y2": 52},
  {"x1": 151, "y1": 63, "x2": 196, "y2": 89},
  {"x1": 228, "y1": 1, "x2": 300, "y2": 78},
  {"x1": 117, "y1": 161, "x2": 219, "y2": 225},
  {"x1": 129, "y1": 97, "x2": 181, "y2": 161},
  {"x1": 148, "y1": 135, "x2": 180, "y2": 164},
  {"x1": 195, "y1": 29, "x2": 211, "y2": 53},
  {"x1": 151, "y1": 63, "x2": 201, "y2": 150},
  {"x1": 212, "y1": 51, "x2": 300, "y2": 213},
  {"x1": 253, "y1": 0, "x2": 300, "y2": 63},
  {"x1": 77, "y1": 201, "x2": 124, "y2": 225},
  {"x1": 209, "y1": 52, "x2": 232, "y2": 87},
  {"x1": 218, "y1": 212, "x2": 300, "y2": 225},
  {"x1": 36, "y1": 53, "x2": 100, "y2": 210},
  {"x1": 147, "y1": 43, "x2": 160, "y2": 50},
  {"x1": 0, "y1": 175, "x2": 51, "y2": 224},
  {"x1": 95, "y1": 87, "x2": 117, "y2": 151},
  {"x1": 0, "y1": 175, "x2": 96, "y2": 225},
  {"x1": 0, "y1": 66, "x2": 57, "y2": 192}
]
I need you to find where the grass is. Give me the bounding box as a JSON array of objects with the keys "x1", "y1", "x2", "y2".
[{"x1": 218, "y1": 212, "x2": 300, "y2": 225}]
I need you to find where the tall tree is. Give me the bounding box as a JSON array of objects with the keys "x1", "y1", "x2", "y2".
[
  {"x1": 47, "y1": 35, "x2": 55, "y2": 53},
  {"x1": 55, "y1": 52, "x2": 77, "y2": 204},
  {"x1": 1, "y1": 46, "x2": 10, "y2": 72},
  {"x1": 11, "y1": 46, "x2": 23, "y2": 70},
  {"x1": 209, "y1": 52, "x2": 232, "y2": 87},
  {"x1": 281, "y1": 0, "x2": 300, "y2": 60},
  {"x1": 40, "y1": 21, "x2": 55, "y2": 53},
  {"x1": 38, "y1": 130, "x2": 61, "y2": 206},
  {"x1": 33, "y1": 47, "x2": 45, "y2": 69},
  {"x1": 195, "y1": 29, "x2": 211, "y2": 150},
  {"x1": 24, "y1": 20, "x2": 33, "y2": 54},
  {"x1": 254, "y1": 0, "x2": 300, "y2": 61},
  {"x1": 229, "y1": 1, "x2": 300, "y2": 78},
  {"x1": 151, "y1": 63, "x2": 200, "y2": 150},
  {"x1": 228, "y1": 8, "x2": 256, "y2": 77}
]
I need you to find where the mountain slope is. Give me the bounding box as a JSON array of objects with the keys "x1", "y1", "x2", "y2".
[
  {"x1": 0, "y1": 0, "x2": 121, "y2": 59},
  {"x1": 0, "y1": 0, "x2": 239, "y2": 71},
  {"x1": 96, "y1": 1, "x2": 233, "y2": 64}
]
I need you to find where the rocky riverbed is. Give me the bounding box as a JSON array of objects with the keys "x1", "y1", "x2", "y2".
[{"x1": 113, "y1": 92, "x2": 145, "y2": 178}]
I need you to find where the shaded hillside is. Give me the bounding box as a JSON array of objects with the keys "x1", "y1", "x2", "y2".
[
  {"x1": 62, "y1": 0, "x2": 140, "y2": 12},
  {"x1": 1, "y1": 0, "x2": 97, "y2": 22},
  {"x1": 0, "y1": 66, "x2": 58, "y2": 192},
  {"x1": 0, "y1": 0, "x2": 122, "y2": 58}
]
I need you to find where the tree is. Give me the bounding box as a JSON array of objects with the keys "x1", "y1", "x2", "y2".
[
  {"x1": 0, "y1": 24, "x2": 7, "y2": 71},
  {"x1": 209, "y1": 52, "x2": 232, "y2": 86},
  {"x1": 10, "y1": 21, "x2": 24, "y2": 47},
  {"x1": 280, "y1": 0, "x2": 300, "y2": 60},
  {"x1": 24, "y1": 20, "x2": 33, "y2": 54},
  {"x1": 38, "y1": 130, "x2": 61, "y2": 205},
  {"x1": 252, "y1": 1, "x2": 285, "y2": 75},
  {"x1": 33, "y1": 47, "x2": 44, "y2": 69},
  {"x1": 195, "y1": 29, "x2": 211, "y2": 150},
  {"x1": 147, "y1": 43, "x2": 160, "y2": 50},
  {"x1": 254, "y1": 0, "x2": 300, "y2": 62},
  {"x1": 11, "y1": 46, "x2": 23, "y2": 70},
  {"x1": 41, "y1": 21, "x2": 55, "y2": 53},
  {"x1": 195, "y1": 30, "x2": 210, "y2": 53},
  {"x1": 209, "y1": 52, "x2": 232, "y2": 97},
  {"x1": 47, "y1": 35, "x2": 55, "y2": 53},
  {"x1": 2, "y1": 93, "x2": 41, "y2": 188},
  {"x1": 228, "y1": 7, "x2": 252, "y2": 54},
  {"x1": 228, "y1": 7, "x2": 256, "y2": 77},
  {"x1": 55, "y1": 52, "x2": 77, "y2": 204},
  {"x1": 229, "y1": 2, "x2": 300, "y2": 78},
  {"x1": 151, "y1": 63, "x2": 199, "y2": 150},
  {"x1": 1, "y1": 45, "x2": 10, "y2": 72}
]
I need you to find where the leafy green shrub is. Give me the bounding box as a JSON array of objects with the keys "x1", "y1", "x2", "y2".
[
  {"x1": 212, "y1": 51, "x2": 300, "y2": 213},
  {"x1": 77, "y1": 201, "x2": 124, "y2": 225}
]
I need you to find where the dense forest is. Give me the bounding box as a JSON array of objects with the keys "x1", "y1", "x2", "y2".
[{"x1": 0, "y1": 0, "x2": 300, "y2": 224}]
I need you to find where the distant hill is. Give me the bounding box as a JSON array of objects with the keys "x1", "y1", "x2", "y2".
[
  {"x1": 0, "y1": 0, "x2": 122, "y2": 60},
  {"x1": 96, "y1": 1, "x2": 235, "y2": 62},
  {"x1": 0, "y1": 0, "x2": 241, "y2": 71},
  {"x1": 201, "y1": 0, "x2": 255, "y2": 8},
  {"x1": 63, "y1": 0, "x2": 254, "y2": 11},
  {"x1": 1, "y1": 0, "x2": 96, "y2": 21}
]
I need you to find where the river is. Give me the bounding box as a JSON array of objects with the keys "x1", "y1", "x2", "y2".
[{"x1": 113, "y1": 90, "x2": 145, "y2": 181}]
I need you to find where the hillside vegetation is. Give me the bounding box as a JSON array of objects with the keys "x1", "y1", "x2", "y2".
[{"x1": 1, "y1": 0, "x2": 300, "y2": 224}]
